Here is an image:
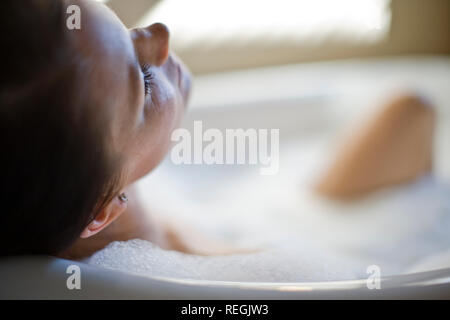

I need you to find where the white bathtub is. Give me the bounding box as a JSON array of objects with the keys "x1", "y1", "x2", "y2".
[
  {"x1": 1, "y1": 56, "x2": 450, "y2": 299},
  {"x1": 0, "y1": 255, "x2": 449, "y2": 299}
]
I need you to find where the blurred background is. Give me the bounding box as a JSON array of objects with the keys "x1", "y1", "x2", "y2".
[{"x1": 104, "y1": 0, "x2": 449, "y2": 74}]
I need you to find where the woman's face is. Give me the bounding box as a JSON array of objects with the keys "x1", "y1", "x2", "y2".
[{"x1": 71, "y1": 0, "x2": 191, "y2": 185}]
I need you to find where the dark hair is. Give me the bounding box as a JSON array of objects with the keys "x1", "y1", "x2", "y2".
[{"x1": 0, "y1": 0, "x2": 124, "y2": 256}]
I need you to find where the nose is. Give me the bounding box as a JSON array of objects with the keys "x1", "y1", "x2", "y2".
[{"x1": 130, "y1": 23, "x2": 170, "y2": 66}]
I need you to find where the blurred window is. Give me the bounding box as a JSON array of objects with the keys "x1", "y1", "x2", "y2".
[{"x1": 137, "y1": 0, "x2": 391, "y2": 50}]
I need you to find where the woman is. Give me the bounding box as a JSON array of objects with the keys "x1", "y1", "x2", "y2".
[
  {"x1": 0, "y1": 0, "x2": 212, "y2": 259},
  {"x1": 0, "y1": 0, "x2": 435, "y2": 261}
]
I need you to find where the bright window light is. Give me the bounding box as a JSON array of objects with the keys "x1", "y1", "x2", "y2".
[{"x1": 137, "y1": 0, "x2": 391, "y2": 49}]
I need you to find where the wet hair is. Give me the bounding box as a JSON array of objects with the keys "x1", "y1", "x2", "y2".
[{"x1": 0, "y1": 0, "x2": 124, "y2": 256}]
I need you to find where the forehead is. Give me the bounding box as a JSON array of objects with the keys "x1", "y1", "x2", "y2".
[{"x1": 66, "y1": 0, "x2": 141, "y2": 148}]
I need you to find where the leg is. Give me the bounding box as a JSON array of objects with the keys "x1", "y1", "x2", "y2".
[{"x1": 315, "y1": 93, "x2": 435, "y2": 200}]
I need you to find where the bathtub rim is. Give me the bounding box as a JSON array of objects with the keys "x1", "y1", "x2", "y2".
[{"x1": 1, "y1": 255, "x2": 449, "y2": 299}]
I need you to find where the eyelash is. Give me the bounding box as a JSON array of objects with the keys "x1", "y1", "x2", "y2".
[{"x1": 140, "y1": 63, "x2": 154, "y2": 96}]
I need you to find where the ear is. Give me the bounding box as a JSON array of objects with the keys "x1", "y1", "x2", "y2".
[{"x1": 80, "y1": 194, "x2": 128, "y2": 238}]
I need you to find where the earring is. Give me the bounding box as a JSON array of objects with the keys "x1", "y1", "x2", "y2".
[{"x1": 118, "y1": 192, "x2": 128, "y2": 203}]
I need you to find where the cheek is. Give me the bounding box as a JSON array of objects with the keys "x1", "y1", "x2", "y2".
[
  {"x1": 126, "y1": 80, "x2": 184, "y2": 183},
  {"x1": 148, "y1": 77, "x2": 184, "y2": 144}
]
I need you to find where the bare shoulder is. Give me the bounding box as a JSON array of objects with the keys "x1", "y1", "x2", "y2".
[{"x1": 59, "y1": 185, "x2": 254, "y2": 260}]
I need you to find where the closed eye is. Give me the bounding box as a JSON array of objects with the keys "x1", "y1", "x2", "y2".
[{"x1": 140, "y1": 63, "x2": 154, "y2": 96}]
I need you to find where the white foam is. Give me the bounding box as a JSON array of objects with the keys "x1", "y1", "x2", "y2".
[
  {"x1": 88, "y1": 238, "x2": 365, "y2": 282},
  {"x1": 88, "y1": 175, "x2": 450, "y2": 282},
  {"x1": 406, "y1": 249, "x2": 450, "y2": 274}
]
